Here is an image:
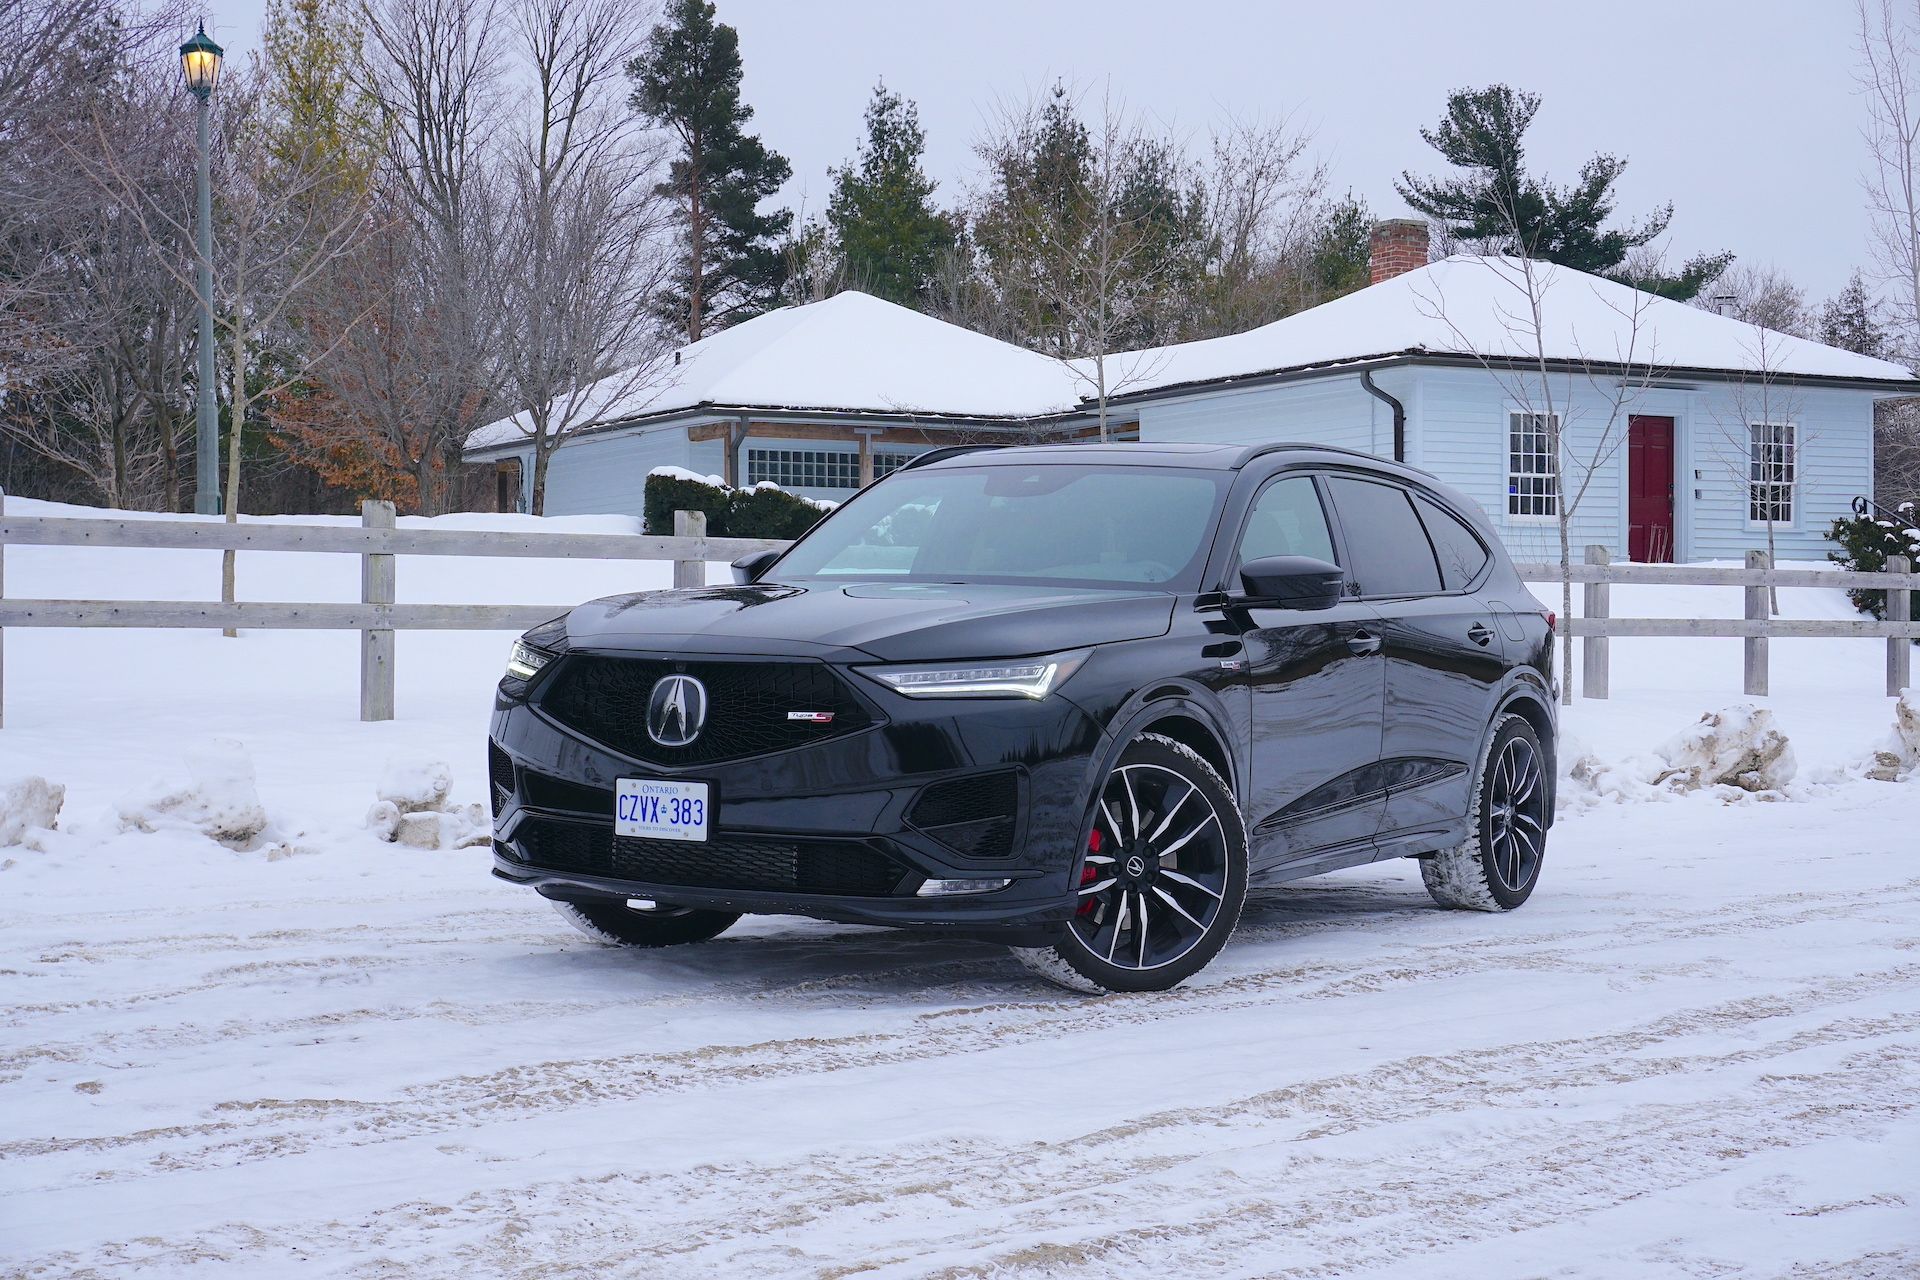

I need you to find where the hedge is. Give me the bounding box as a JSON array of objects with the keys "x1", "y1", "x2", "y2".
[
  {"x1": 1827, "y1": 509, "x2": 1920, "y2": 621},
  {"x1": 643, "y1": 471, "x2": 829, "y2": 542}
]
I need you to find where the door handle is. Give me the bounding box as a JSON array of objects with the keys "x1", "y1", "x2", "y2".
[
  {"x1": 1347, "y1": 630, "x2": 1382, "y2": 657},
  {"x1": 1468, "y1": 622, "x2": 1495, "y2": 647}
]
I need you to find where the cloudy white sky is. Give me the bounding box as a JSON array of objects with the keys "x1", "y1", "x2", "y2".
[{"x1": 205, "y1": 0, "x2": 1874, "y2": 302}]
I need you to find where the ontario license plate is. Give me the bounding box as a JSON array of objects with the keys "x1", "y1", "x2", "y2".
[{"x1": 614, "y1": 778, "x2": 710, "y2": 842}]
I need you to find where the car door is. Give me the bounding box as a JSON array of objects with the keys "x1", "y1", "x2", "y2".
[
  {"x1": 1225, "y1": 472, "x2": 1388, "y2": 876},
  {"x1": 1322, "y1": 476, "x2": 1508, "y2": 848}
]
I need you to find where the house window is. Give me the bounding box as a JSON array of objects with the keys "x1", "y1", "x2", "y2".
[
  {"x1": 1507, "y1": 413, "x2": 1559, "y2": 518},
  {"x1": 1749, "y1": 423, "x2": 1795, "y2": 525},
  {"x1": 746, "y1": 448, "x2": 913, "y2": 489}
]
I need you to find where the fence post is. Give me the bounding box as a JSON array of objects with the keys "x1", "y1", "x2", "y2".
[
  {"x1": 1582, "y1": 544, "x2": 1609, "y2": 700},
  {"x1": 673, "y1": 509, "x2": 706, "y2": 589},
  {"x1": 1744, "y1": 549, "x2": 1769, "y2": 697},
  {"x1": 1890, "y1": 554, "x2": 1913, "y2": 697},
  {"x1": 360, "y1": 500, "x2": 396, "y2": 722}
]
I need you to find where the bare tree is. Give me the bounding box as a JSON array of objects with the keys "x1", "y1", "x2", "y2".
[
  {"x1": 1858, "y1": 0, "x2": 1920, "y2": 363},
  {"x1": 1415, "y1": 250, "x2": 1658, "y2": 705},
  {"x1": 1705, "y1": 322, "x2": 1809, "y2": 612},
  {"x1": 488, "y1": 0, "x2": 674, "y2": 514},
  {"x1": 1190, "y1": 113, "x2": 1328, "y2": 337},
  {"x1": 1688, "y1": 261, "x2": 1813, "y2": 337},
  {"x1": 971, "y1": 85, "x2": 1193, "y2": 440}
]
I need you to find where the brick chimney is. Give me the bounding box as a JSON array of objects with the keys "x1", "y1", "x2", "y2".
[{"x1": 1369, "y1": 218, "x2": 1429, "y2": 286}]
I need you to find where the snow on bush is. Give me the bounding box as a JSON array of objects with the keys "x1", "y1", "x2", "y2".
[
  {"x1": 1866, "y1": 689, "x2": 1920, "y2": 782},
  {"x1": 1, "y1": 776, "x2": 65, "y2": 846},
  {"x1": 1566, "y1": 704, "x2": 1798, "y2": 804},
  {"x1": 366, "y1": 754, "x2": 487, "y2": 850},
  {"x1": 116, "y1": 739, "x2": 269, "y2": 846}
]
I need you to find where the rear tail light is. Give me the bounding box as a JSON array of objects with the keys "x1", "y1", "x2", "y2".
[{"x1": 1543, "y1": 610, "x2": 1556, "y2": 632}]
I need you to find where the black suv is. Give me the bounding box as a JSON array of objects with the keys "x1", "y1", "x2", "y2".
[{"x1": 489, "y1": 443, "x2": 1556, "y2": 992}]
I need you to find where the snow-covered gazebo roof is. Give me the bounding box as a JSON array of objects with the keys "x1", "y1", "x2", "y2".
[
  {"x1": 468, "y1": 291, "x2": 1082, "y2": 453},
  {"x1": 1096, "y1": 255, "x2": 1917, "y2": 402}
]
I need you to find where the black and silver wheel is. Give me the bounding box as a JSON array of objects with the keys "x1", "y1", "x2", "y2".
[
  {"x1": 1422, "y1": 713, "x2": 1547, "y2": 911},
  {"x1": 1013, "y1": 733, "x2": 1247, "y2": 993},
  {"x1": 552, "y1": 898, "x2": 741, "y2": 947}
]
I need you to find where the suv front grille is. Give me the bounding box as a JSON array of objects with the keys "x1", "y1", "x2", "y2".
[
  {"x1": 510, "y1": 816, "x2": 908, "y2": 896},
  {"x1": 538, "y1": 655, "x2": 873, "y2": 765},
  {"x1": 908, "y1": 771, "x2": 1020, "y2": 859}
]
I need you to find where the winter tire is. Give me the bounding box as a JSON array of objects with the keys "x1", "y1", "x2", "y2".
[
  {"x1": 1012, "y1": 732, "x2": 1248, "y2": 994},
  {"x1": 1422, "y1": 712, "x2": 1547, "y2": 912},
  {"x1": 553, "y1": 899, "x2": 741, "y2": 947}
]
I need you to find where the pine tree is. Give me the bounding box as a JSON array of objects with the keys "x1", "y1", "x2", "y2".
[
  {"x1": 1819, "y1": 272, "x2": 1892, "y2": 359},
  {"x1": 1396, "y1": 84, "x2": 1730, "y2": 301},
  {"x1": 1304, "y1": 191, "x2": 1372, "y2": 304},
  {"x1": 628, "y1": 0, "x2": 791, "y2": 341},
  {"x1": 826, "y1": 83, "x2": 956, "y2": 306}
]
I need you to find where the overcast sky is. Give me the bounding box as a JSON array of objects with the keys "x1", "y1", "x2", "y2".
[{"x1": 204, "y1": 0, "x2": 1873, "y2": 301}]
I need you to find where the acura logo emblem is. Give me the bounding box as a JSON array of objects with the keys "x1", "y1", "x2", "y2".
[{"x1": 646, "y1": 674, "x2": 708, "y2": 747}]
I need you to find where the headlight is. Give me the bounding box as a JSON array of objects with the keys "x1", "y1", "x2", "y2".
[
  {"x1": 856, "y1": 649, "x2": 1089, "y2": 699},
  {"x1": 506, "y1": 639, "x2": 555, "y2": 681}
]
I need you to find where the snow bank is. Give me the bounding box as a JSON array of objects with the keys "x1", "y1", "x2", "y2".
[
  {"x1": 650, "y1": 465, "x2": 728, "y2": 488},
  {"x1": 1866, "y1": 689, "x2": 1920, "y2": 782},
  {"x1": 116, "y1": 739, "x2": 269, "y2": 846},
  {"x1": 1567, "y1": 703, "x2": 1798, "y2": 804},
  {"x1": 0, "y1": 776, "x2": 64, "y2": 845},
  {"x1": 366, "y1": 753, "x2": 488, "y2": 850}
]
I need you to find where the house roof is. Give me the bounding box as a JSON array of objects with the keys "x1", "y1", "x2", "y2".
[
  {"x1": 1095, "y1": 254, "x2": 1917, "y2": 400},
  {"x1": 466, "y1": 291, "x2": 1082, "y2": 452}
]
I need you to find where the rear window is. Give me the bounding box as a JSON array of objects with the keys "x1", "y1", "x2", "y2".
[
  {"x1": 1413, "y1": 494, "x2": 1491, "y2": 590},
  {"x1": 1325, "y1": 476, "x2": 1442, "y2": 597}
]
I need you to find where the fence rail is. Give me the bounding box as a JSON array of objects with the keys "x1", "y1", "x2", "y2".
[
  {"x1": 1, "y1": 500, "x2": 1914, "y2": 724},
  {"x1": 0, "y1": 496, "x2": 784, "y2": 725}
]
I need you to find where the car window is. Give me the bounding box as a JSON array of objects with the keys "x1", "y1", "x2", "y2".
[
  {"x1": 778, "y1": 464, "x2": 1229, "y2": 589},
  {"x1": 1413, "y1": 494, "x2": 1490, "y2": 590},
  {"x1": 1237, "y1": 475, "x2": 1336, "y2": 566},
  {"x1": 1325, "y1": 476, "x2": 1443, "y2": 597}
]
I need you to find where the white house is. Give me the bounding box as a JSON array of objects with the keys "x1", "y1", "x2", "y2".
[{"x1": 467, "y1": 224, "x2": 1914, "y2": 562}]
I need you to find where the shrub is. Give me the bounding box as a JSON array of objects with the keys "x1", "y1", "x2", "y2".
[
  {"x1": 727, "y1": 483, "x2": 827, "y2": 540},
  {"x1": 1827, "y1": 510, "x2": 1920, "y2": 621},
  {"x1": 643, "y1": 470, "x2": 730, "y2": 535}
]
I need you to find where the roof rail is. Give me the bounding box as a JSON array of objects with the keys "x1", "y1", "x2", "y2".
[
  {"x1": 1234, "y1": 441, "x2": 1388, "y2": 467},
  {"x1": 899, "y1": 444, "x2": 1004, "y2": 471}
]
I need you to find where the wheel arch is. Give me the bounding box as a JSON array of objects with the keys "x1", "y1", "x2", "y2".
[{"x1": 1492, "y1": 689, "x2": 1557, "y2": 826}]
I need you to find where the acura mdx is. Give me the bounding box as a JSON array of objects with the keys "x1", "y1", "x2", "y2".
[{"x1": 489, "y1": 442, "x2": 1556, "y2": 992}]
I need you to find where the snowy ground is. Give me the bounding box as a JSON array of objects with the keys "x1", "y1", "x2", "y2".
[{"x1": 2, "y1": 499, "x2": 1916, "y2": 1278}]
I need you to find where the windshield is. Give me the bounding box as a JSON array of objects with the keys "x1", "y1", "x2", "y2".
[{"x1": 773, "y1": 463, "x2": 1228, "y2": 590}]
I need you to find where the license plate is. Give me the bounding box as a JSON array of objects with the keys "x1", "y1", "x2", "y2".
[{"x1": 614, "y1": 778, "x2": 710, "y2": 842}]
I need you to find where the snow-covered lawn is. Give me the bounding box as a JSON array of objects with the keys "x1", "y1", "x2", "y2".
[{"x1": 2, "y1": 500, "x2": 1916, "y2": 1277}]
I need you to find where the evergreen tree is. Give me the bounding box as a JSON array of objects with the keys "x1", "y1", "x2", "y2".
[
  {"x1": 628, "y1": 0, "x2": 790, "y2": 340},
  {"x1": 1819, "y1": 271, "x2": 1892, "y2": 359},
  {"x1": 1304, "y1": 191, "x2": 1372, "y2": 303},
  {"x1": 1396, "y1": 84, "x2": 1730, "y2": 301},
  {"x1": 826, "y1": 83, "x2": 956, "y2": 306}
]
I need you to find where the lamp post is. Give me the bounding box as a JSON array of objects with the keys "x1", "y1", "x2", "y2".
[{"x1": 179, "y1": 22, "x2": 223, "y2": 515}]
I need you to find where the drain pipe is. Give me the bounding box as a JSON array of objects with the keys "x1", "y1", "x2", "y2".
[{"x1": 1359, "y1": 369, "x2": 1405, "y2": 462}]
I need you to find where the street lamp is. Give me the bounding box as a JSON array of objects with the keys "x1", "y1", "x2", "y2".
[{"x1": 179, "y1": 21, "x2": 223, "y2": 514}]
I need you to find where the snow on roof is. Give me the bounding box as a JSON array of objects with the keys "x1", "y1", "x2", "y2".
[
  {"x1": 467, "y1": 291, "x2": 1082, "y2": 451},
  {"x1": 1098, "y1": 254, "x2": 1917, "y2": 398}
]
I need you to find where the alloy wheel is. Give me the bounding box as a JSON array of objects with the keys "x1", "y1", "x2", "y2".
[
  {"x1": 1069, "y1": 762, "x2": 1230, "y2": 971},
  {"x1": 1486, "y1": 737, "x2": 1544, "y2": 890}
]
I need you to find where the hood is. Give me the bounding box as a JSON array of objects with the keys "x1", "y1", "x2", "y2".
[{"x1": 562, "y1": 580, "x2": 1177, "y2": 663}]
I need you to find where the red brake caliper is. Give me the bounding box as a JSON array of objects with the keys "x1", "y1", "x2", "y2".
[{"x1": 1078, "y1": 827, "x2": 1102, "y2": 916}]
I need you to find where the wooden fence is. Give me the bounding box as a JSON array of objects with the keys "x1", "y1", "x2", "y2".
[
  {"x1": 1513, "y1": 546, "x2": 1917, "y2": 699},
  {"x1": 0, "y1": 498, "x2": 1914, "y2": 723},
  {"x1": 0, "y1": 496, "x2": 785, "y2": 724}
]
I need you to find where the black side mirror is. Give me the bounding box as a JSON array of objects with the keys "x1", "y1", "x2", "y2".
[
  {"x1": 1237, "y1": 555, "x2": 1346, "y2": 611},
  {"x1": 730, "y1": 548, "x2": 781, "y2": 585}
]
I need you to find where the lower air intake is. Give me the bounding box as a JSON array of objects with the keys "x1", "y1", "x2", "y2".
[{"x1": 510, "y1": 817, "x2": 907, "y2": 896}]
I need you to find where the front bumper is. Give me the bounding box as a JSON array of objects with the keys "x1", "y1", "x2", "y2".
[{"x1": 488, "y1": 656, "x2": 1105, "y2": 939}]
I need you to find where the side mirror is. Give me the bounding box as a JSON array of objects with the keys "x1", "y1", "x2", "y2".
[
  {"x1": 1237, "y1": 555, "x2": 1346, "y2": 611},
  {"x1": 730, "y1": 548, "x2": 781, "y2": 585}
]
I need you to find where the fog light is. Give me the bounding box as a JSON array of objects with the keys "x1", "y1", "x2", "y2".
[{"x1": 916, "y1": 877, "x2": 1013, "y2": 897}]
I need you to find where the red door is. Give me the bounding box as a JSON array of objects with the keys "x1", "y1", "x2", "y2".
[{"x1": 1627, "y1": 415, "x2": 1675, "y2": 563}]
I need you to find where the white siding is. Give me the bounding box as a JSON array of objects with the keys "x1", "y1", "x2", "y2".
[
  {"x1": 1137, "y1": 373, "x2": 1393, "y2": 454},
  {"x1": 535, "y1": 426, "x2": 698, "y2": 518}
]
